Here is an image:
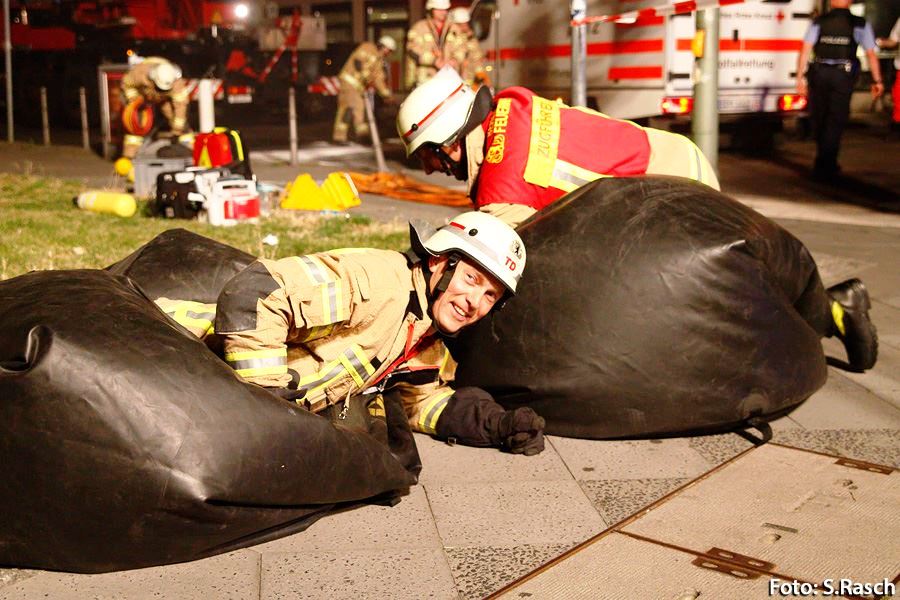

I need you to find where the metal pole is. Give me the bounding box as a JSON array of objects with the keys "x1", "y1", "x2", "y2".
[
  {"x1": 493, "y1": 8, "x2": 501, "y2": 89},
  {"x1": 198, "y1": 79, "x2": 215, "y2": 133},
  {"x1": 40, "y1": 86, "x2": 50, "y2": 146},
  {"x1": 3, "y1": 0, "x2": 12, "y2": 142},
  {"x1": 364, "y1": 90, "x2": 387, "y2": 173},
  {"x1": 79, "y1": 87, "x2": 90, "y2": 150},
  {"x1": 98, "y1": 68, "x2": 112, "y2": 160},
  {"x1": 570, "y1": 0, "x2": 587, "y2": 107},
  {"x1": 692, "y1": 7, "x2": 719, "y2": 171},
  {"x1": 288, "y1": 86, "x2": 298, "y2": 167}
]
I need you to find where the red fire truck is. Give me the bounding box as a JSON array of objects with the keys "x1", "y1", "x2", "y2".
[{"x1": 2, "y1": 0, "x2": 325, "y2": 126}]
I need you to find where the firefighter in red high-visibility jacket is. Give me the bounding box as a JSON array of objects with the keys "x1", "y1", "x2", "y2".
[
  {"x1": 116, "y1": 57, "x2": 190, "y2": 175},
  {"x1": 155, "y1": 212, "x2": 547, "y2": 455},
  {"x1": 397, "y1": 67, "x2": 720, "y2": 227}
]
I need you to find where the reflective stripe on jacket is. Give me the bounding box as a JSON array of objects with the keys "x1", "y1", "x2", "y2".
[{"x1": 472, "y1": 86, "x2": 718, "y2": 211}]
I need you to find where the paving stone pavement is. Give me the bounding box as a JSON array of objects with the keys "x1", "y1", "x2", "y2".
[{"x1": 3, "y1": 359, "x2": 897, "y2": 599}]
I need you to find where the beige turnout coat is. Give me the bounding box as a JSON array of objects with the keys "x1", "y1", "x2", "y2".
[
  {"x1": 121, "y1": 57, "x2": 189, "y2": 132},
  {"x1": 405, "y1": 18, "x2": 447, "y2": 88},
  {"x1": 333, "y1": 42, "x2": 391, "y2": 141},
  {"x1": 445, "y1": 26, "x2": 486, "y2": 85},
  {"x1": 157, "y1": 249, "x2": 456, "y2": 435}
]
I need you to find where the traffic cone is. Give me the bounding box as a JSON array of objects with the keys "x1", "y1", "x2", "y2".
[
  {"x1": 280, "y1": 174, "x2": 328, "y2": 210},
  {"x1": 321, "y1": 172, "x2": 361, "y2": 210},
  {"x1": 74, "y1": 191, "x2": 137, "y2": 218}
]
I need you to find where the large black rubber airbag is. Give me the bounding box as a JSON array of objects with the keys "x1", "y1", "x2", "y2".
[
  {"x1": 106, "y1": 228, "x2": 256, "y2": 302},
  {"x1": 453, "y1": 177, "x2": 829, "y2": 438},
  {"x1": 0, "y1": 270, "x2": 415, "y2": 573}
]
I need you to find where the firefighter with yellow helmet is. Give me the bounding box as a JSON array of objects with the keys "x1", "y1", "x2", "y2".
[
  {"x1": 115, "y1": 57, "x2": 189, "y2": 176},
  {"x1": 158, "y1": 212, "x2": 546, "y2": 455},
  {"x1": 397, "y1": 67, "x2": 720, "y2": 227},
  {"x1": 405, "y1": 0, "x2": 454, "y2": 89},
  {"x1": 446, "y1": 7, "x2": 490, "y2": 88},
  {"x1": 333, "y1": 36, "x2": 397, "y2": 144}
]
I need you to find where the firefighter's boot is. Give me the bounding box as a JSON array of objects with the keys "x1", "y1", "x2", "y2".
[{"x1": 827, "y1": 278, "x2": 878, "y2": 371}]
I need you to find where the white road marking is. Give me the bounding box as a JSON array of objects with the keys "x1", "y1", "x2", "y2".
[{"x1": 251, "y1": 144, "x2": 372, "y2": 164}]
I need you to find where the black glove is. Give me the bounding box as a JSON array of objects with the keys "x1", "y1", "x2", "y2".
[
  {"x1": 491, "y1": 407, "x2": 546, "y2": 456},
  {"x1": 435, "y1": 387, "x2": 546, "y2": 456}
]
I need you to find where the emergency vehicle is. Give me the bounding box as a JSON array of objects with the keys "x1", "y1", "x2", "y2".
[
  {"x1": 1, "y1": 0, "x2": 325, "y2": 127},
  {"x1": 471, "y1": 0, "x2": 814, "y2": 123}
]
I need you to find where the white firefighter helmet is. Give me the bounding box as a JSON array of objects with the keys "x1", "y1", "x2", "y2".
[
  {"x1": 450, "y1": 7, "x2": 470, "y2": 24},
  {"x1": 410, "y1": 211, "x2": 526, "y2": 295},
  {"x1": 148, "y1": 60, "x2": 182, "y2": 91},
  {"x1": 377, "y1": 35, "x2": 397, "y2": 52},
  {"x1": 425, "y1": 0, "x2": 451, "y2": 10},
  {"x1": 397, "y1": 66, "x2": 476, "y2": 157}
]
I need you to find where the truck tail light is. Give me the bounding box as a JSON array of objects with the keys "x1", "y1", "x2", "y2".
[
  {"x1": 661, "y1": 96, "x2": 693, "y2": 115},
  {"x1": 778, "y1": 94, "x2": 807, "y2": 111}
]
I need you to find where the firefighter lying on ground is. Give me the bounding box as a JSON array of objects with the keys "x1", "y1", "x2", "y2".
[
  {"x1": 333, "y1": 36, "x2": 397, "y2": 144},
  {"x1": 406, "y1": 0, "x2": 453, "y2": 89},
  {"x1": 446, "y1": 7, "x2": 490, "y2": 88},
  {"x1": 397, "y1": 67, "x2": 720, "y2": 228},
  {"x1": 396, "y1": 69, "x2": 877, "y2": 373},
  {"x1": 156, "y1": 212, "x2": 547, "y2": 455},
  {"x1": 116, "y1": 57, "x2": 190, "y2": 175}
]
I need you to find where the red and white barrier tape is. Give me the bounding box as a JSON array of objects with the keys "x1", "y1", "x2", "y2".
[
  {"x1": 183, "y1": 79, "x2": 225, "y2": 101},
  {"x1": 307, "y1": 76, "x2": 341, "y2": 96},
  {"x1": 571, "y1": 0, "x2": 749, "y2": 26}
]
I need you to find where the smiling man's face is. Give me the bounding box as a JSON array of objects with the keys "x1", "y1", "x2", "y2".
[{"x1": 428, "y1": 255, "x2": 505, "y2": 334}]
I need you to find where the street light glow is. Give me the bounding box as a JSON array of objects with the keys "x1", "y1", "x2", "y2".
[{"x1": 234, "y1": 3, "x2": 249, "y2": 19}]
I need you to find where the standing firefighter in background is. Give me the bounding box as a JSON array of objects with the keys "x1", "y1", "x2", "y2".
[
  {"x1": 406, "y1": 0, "x2": 452, "y2": 89},
  {"x1": 116, "y1": 57, "x2": 189, "y2": 175},
  {"x1": 796, "y1": 0, "x2": 883, "y2": 180},
  {"x1": 446, "y1": 7, "x2": 489, "y2": 88},
  {"x1": 159, "y1": 212, "x2": 547, "y2": 456},
  {"x1": 333, "y1": 36, "x2": 397, "y2": 144},
  {"x1": 398, "y1": 67, "x2": 720, "y2": 227}
]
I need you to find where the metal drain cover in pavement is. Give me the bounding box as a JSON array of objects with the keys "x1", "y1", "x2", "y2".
[{"x1": 492, "y1": 444, "x2": 898, "y2": 599}]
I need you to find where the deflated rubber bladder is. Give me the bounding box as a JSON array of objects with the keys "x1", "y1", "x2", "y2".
[
  {"x1": 106, "y1": 227, "x2": 256, "y2": 303},
  {"x1": 0, "y1": 269, "x2": 416, "y2": 573},
  {"x1": 453, "y1": 176, "x2": 830, "y2": 439}
]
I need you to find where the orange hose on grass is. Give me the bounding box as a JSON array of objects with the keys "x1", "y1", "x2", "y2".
[{"x1": 348, "y1": 172, "x2": 472, "y2": 208}]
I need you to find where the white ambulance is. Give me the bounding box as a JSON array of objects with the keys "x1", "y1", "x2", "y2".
[{"x1": 471, "y1": 0, "x2": 814, "y2": 123}]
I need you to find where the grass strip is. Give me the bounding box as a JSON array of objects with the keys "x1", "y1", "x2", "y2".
[{"x1": 0, "y1": 174, "x2": 408, "y2": 280}]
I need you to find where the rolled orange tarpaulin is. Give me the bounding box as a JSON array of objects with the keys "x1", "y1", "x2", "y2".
[{"x1": 348, "y1": 172, "x2": 472, "y2": 207}]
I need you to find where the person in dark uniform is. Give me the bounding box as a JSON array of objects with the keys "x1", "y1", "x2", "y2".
[
  {"x1": 796, "y1": 0, "x2": 884, "y2": 179},
  {"x1": 876, "y1": 17, "x2": 900, "y2": 133}
]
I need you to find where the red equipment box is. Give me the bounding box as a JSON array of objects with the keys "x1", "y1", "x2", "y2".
[{"x1": 193, "y1": 128, "x2": 253, "y2": 179}]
